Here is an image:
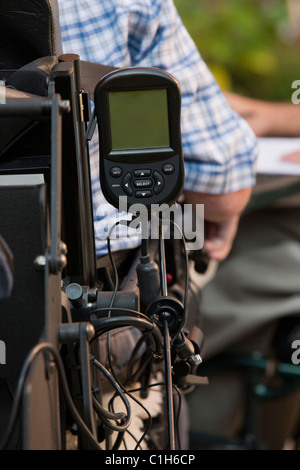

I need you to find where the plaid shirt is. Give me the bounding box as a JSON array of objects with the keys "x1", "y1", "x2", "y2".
[{"x1": 58, "y1": 0, "x2": 257, "y2": 257}]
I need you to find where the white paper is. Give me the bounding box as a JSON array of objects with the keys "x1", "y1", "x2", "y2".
[{"x1": 256, "y1": 137, "x2": 300, "y2": 175}]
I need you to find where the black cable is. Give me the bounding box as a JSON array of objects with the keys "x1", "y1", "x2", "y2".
[
  {"x1": 91, "y1": 395, "x2": 125, "y2": 421},
  {"x1": 90, "y1": 309, "x2": 162, "y2": 358},
  {"x1": 127, "y1": 335, "x2": 153, "y2": 383},
  {"x1": 101, "y1": 221, "x2": 155, "y2": 449},
  {"x1": 91, "y1": 316, "x2": 164, "y2": 357},
  {"x1": 90, "y1": 272, "x2": 163, "y2": 441},
  {"x1": 90, "y1": 323, "x2": 158, "y2": 446},
  {"x1": 111, "y1": 429, "x2": 126, "y2": 450},
  {"x1": 107, "y1": 384, "x2": 153, "y2": 451},
  {"x1": 104, "y1": 223, "x2": 121, "y2": 443},
  {"x1": 127, "y1": 381, "x2": 165, "y2": 394},
  {"x1": 106, "y1": 222, "x2": 120, "y2": 309},
  {"x1": 126, "y1": 215, "x2": 188, "y2": 449},
  {"x1": 159, "y1": 217, "x2": 189, "y2": 448},
  {"x1": 0, "y1": 378, "x2": 20, "y2": 445},
  {"x1": 123, "y1": 428, "x2": 143, "y2": 450},
  {"x1": 163, "y1": 218, "x2": 188, "y2": 448},
  {"x1": 0, "y1": 342, "x2": 103, "y2": 451},
  {"x1": 163, "y1": 319, "x2": 175, "y2": 450},
  {"x1": 89, "y1": 307, "x2": 159, "y2": 351},
  {"x1": 158, "y1": 218, "x2": 168, "y2": 297},
  {"x1": 90, "y1": 306, "x2": 151, "y2": 321},
  {"x1": 99, "y1": 216, "x2": 188, "y2": 449},
  {"x1": 155, "y1": 214, "x2": 189, "y2": 326},
  {"x1": 106, "y1": 355, "x2": 154, "y2": 450},
  {"x1": 102, "y1": 319, "x2": 154, "y2": 450},
  {"x1": 91, "y1": 317, "x2": 154, "y2": 383},
  {"x1": 172, "y1": 384, "x2": 183, "y2": 450},
  {"x1": 103, "y1": 218, "x2": 189, "y2": 342},
  {"x1": 172, "y1": 219, "x2": 189, "y2": 315},
  {"x1": 168, "y1": 218, "x2": 189, "y2": 344},
  {"x1": 141, "y1": 235, "x2": 149, "y2": 257},
  {"x1": 127, "y1": 381, "x2": 166, "y2": 450},
  {"x1": 127, "y1": 381, "x2": 182, "y2": 450},
  {"x1": 91, "y1": 356, "x2": 132, "y2": 432},
  {"x1": 92, "y1": 398, "x2": 127, "y2": 433},
  {"x1": 108, "y1": 379, "x2": 168, "y2": 450},
  {"x1": 103, "y1": 332, "x2": 155, "y2": 449}
]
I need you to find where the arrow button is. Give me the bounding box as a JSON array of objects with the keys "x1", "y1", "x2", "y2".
[
  {"x1": 135, "y1": 190, "x2": 152, "y2": 198},
  {"x1": 134, "y1": 169, "x2": 151, "y2": 177},
  {"x1": 153, "y1": 171, "x2": 164, "y2": 195},
  {"x1": 122, "y1": 172, "x2": 133, "y2": 196}
]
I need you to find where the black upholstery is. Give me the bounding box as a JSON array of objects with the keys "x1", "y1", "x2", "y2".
[{"x1": 0, "y1": 0, "x2": 62, "y2": 70}]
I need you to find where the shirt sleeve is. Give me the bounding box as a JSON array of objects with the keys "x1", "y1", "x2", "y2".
[{"x1": 125, "y1": 0, "x2": 258, "y2": 195}]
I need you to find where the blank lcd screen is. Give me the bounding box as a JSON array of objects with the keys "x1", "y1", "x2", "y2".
[{"x1": 108, "y1": 89, "x2": 170, "y2": 150}]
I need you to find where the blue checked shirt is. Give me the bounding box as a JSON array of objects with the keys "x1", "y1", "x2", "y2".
[{"x1": 57, "y1": 0, "x2": 257, "y2": 257}]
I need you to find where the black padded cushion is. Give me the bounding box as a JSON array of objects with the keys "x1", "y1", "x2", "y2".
[
  {"x1": 6, "y1": 56, "x2": 58, "y2": 96},
  {"x1": 0, "y1": 56, "x2": 58, "y2": 157},
  {"x1": 0, "y1": 0, "x2": 62, "y2": 70}
]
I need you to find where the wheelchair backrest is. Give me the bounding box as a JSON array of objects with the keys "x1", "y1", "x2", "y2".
[{"x1": 0, "y1": 0, "x2": 62, "y2": 70}]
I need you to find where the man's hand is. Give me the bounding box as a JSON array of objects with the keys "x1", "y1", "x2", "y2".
[
  {"x1": 203, "y1": 215, "x2": 240, "y2": 261},
  {"x1": 281, "y1": 150, "x2": 300, "y2": 163},
  {"x1": 184, "y1": 188, "x2": 251, "y2": 262}
]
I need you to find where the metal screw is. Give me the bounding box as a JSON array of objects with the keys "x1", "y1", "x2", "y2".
[
  {"x1": 59, "y1": 100, "x2": 71, "y2": 114},
  {"x1": 88, "y1": 287, "x2": 98, "y2": 303},
  {"x1": 33, "y1": 255, "x2": 46, "y2": 271},
  {"x1": 85, "y1": 323, "x2": 95, "y2": 341},
  {"x1": 60, "y1": 241, "x2": 68, "y2": 255},
  {"x1": 58, "y1": 254, "x2": 67, "y2": 270},
  {"x1": 190, "y1": 354, "x2": 202, "y2": 366}
]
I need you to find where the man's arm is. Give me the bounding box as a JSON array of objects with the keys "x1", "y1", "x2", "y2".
[
  {"x1": 185, "y1": 187, "x2": 252, "y2": 223},
  {"x1": 225, "y1": 91, "x2": 300, "y2": 163},
  {"x1": 225, "y1": 92, "x2": 300, "y2": 137}
]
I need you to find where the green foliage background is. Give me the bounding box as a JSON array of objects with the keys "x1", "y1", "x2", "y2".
[{"x1": 174, "y1": 0, "x2": 300, "y2": 101}]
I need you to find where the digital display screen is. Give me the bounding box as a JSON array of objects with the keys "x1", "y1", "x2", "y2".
[{"x1": 108, "y1": 89, "x2": 170, "y2": 151}]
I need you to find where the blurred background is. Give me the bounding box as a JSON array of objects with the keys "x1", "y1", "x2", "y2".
[{"x1": 174, "y1": 0, "x2": 300, "y2": 101}]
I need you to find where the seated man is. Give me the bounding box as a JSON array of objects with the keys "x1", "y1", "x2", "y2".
[
  {"x1": 57, "y1": 0, "x2": 257, "y2": 312},
  {"x1": 56, "y1": 0, "x2": 258, "y2": 449}
]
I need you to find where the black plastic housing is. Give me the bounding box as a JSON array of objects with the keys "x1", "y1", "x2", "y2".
[{"x1": 94, "y1": 67, "x2": 184, "y2": 210}]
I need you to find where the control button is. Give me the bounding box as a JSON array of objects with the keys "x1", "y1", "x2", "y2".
[
  {"x1": 134, "y1": 169, "x2": 151, "y2": 177},
  {"x1": 135, "y1": 190, "x2": 153, "y2": 198},
  {"x1": 153, "y1": 171, "x2": 164, "y2": 195},
  {"x1": 110, "y1": 166, "x2": 123, "y2": 178},
  {"x1": 162, "y1": 163, "x2": 175, "y2": 175},
  {"x1": 122, "y1": 172, "x2": 133, "y2": 196},
  {"x1": 133, "y1": 179, "x2": 153, "y2": 189}
]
